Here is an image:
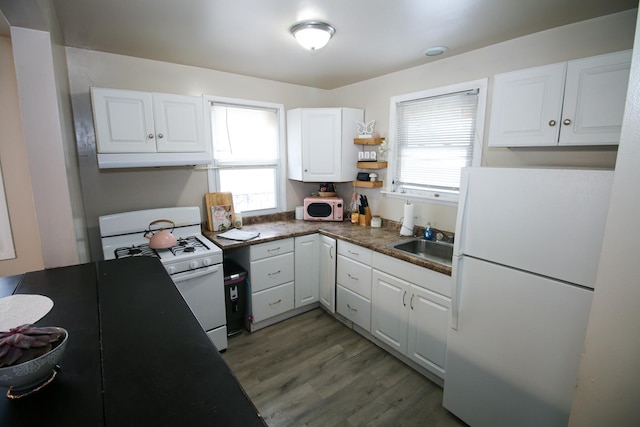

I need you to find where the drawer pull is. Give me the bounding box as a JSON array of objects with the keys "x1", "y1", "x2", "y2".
[
  {"x1": 348, "y1": 250, "x2": 360, "y2": 256},
  {"x1": 347, "y1": 273, "x2": 359, "y2": 281},
  {"x1": 268, "y1": 270, "x2": 281, "y2": 277},
  {"x1": 267, "y1": 247, "x2": 281, "y2": 252},
  {"x1": 269, "y1": 299, "x2": 282, "y2": 306},
  {"x1": 347, "y1": 304, "x2": 358, "y2": 312}
]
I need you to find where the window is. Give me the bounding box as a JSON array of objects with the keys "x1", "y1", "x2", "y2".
[
  {"x1": 205, "y1": 96, "x2": 285, "y2": 215},
  {"x1": 387, "y1": 79, "x2": 487, "y2": 205}
]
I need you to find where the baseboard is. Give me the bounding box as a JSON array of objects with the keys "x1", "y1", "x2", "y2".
[{"x1": 248, "y1": 303, "x2": 320, "y2": 332}]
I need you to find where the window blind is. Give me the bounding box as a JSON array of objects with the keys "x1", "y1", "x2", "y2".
[
  {"x1": 211, "y1": 103, "x2": 278, "y2": 163},
  {"x1": 394, "y1": 89, "x2": 479, "y2": 194}
]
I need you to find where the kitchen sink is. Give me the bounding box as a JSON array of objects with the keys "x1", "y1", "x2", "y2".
[{"x1": 385, "y1": 238, "x2": 454, "y2": 266}]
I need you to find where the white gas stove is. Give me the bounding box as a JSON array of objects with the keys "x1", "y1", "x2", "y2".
[{"x1": 99, "y1": 207, "x2": 227, "y2": 351}]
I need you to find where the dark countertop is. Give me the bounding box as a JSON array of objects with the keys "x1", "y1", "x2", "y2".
[
  {"x1": 203, "y1": 219, "x2": 452, "y2": 276},
  {"x1": 0, "y1": 257, "x2": 266, "y2": 427}
]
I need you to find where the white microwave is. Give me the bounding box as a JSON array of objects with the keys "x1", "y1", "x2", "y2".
[{"x1": 303, "y1": 197, "x2": 344, "y2": 221}]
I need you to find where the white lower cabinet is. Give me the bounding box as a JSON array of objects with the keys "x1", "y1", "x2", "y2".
[
  {"x1": 230, "y1": 238, "x2": 295, "y2": 328},
  {"x1": 319, "y1": 235, "x2": 337, "y2": 313},
  {"x1": 371, "y1": 269, "x2": 409, "y2": 352},
  {"x1": 406, "y1": 284, "x2": 450, "y2": 376},
  {"x1": 371, "y1": 252, "x2": 451, "y2": 379},
  {"x1": 336, "y1": 240, "x2": 372, "y2": 331},
  {"x1": 294, "y1": 234, "x2": 320, "y2": 308}
]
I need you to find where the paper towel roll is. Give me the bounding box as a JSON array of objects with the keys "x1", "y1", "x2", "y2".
[
  {"x1": 295, "y1": 206, "x2": 304, "y2": 220},
  {"x1": 400, "y1": 203, "x2": 415, "y2": 236}
]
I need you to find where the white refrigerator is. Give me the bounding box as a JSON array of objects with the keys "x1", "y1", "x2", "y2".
[{"x1": 443, "y1": 167, "x2": 614, "y2": 427}]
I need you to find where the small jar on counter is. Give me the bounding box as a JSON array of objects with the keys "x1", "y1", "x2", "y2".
[{"x1": 371, "y1": 215, "x2": 382, "y2": 228}]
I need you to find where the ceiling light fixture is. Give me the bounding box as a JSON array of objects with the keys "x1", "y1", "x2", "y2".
[
  {"x1": 290, "y1": 21, "x2": 336, "y2": 50},
  {"x1": 424, "y1": 46, "x2": 448, "y2": 57}
]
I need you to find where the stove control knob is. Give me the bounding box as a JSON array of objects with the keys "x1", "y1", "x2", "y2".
[
  {"x1": 190, "y1": 260, "x2": 199, "y2": 270},
  {"x1": 166, "y1": 266, "x2": 176, "y2": 275},
  {"x1": 203, "y1": 258, "x2": 212, "y2": 266}
]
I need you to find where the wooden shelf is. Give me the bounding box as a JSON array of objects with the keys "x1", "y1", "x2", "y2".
[
  {"x1": 357, "y1": 161, "x2": 387, "y2": 169},
  {"x1": 354, "y1": 137, "x2": 385, "y2": 145},
  {"x1": 353, "y1": 180, "x2": 383, "y2": 188}
]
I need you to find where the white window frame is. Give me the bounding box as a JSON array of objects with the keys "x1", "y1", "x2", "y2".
[
  {"x1": 203, "y1": 95, "x2": 286, "y2": 216},
  {"x1": 385, "y1": 78, "x2": 487, "y2": 206}
]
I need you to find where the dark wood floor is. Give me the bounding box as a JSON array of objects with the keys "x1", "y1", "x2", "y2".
[{"x1": 222, "y1": 308, "x2": 466, "y2": 427}]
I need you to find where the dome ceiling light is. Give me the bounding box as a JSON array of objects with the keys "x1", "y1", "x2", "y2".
[{"x1": 290, "y1": 21, "x2": 336, "y2": 50}]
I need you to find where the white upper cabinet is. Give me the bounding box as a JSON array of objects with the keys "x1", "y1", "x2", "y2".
[
  {"x1": 488, "y1": 50, "x2": 631, "y2": 147},
  {"x1": 91, "y1": 88, "x2": 210, "y2": 168},
  {"x1": 152, "y1": 92, "x2": 206, "y2": 152},
  {"x1": 287, "y1": 108, "x2": 363, "y2": 182},
  {"x1": 92, "y1": 88, "x2": 157, "y2": 153}
]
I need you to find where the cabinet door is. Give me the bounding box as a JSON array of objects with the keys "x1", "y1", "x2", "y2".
[
  {"x1": 319, "y1": 235, "x2": 336, "y2": 313},
  {"x1": 488, "y1": 63, "x2": 566, "y2": 147},
  {"x1": 301, "y1": 109, "x2": 342, "y2": 182},
  {"x1": 371, "y1": 270, "x2": 409, "y2": 353},
  {"x1": 294, "y1": 234, "x2": 320, "y2": 307},
  {"x1": 560, "y1": 50, "x2": 631, "y2": 146},
  {"x1": 407, "y1": 284, "x2": 450, "y2": 377},
  {"x1": 153, "y1": 93, "x2": 206, "y2": 152},
  {"x1": 91, "y1": 88, "x2": 156, "y2": 153}
]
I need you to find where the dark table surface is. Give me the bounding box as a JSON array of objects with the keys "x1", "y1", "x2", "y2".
[{"x1": 0, "y1": 257, "x2": 266, "y2": 426}]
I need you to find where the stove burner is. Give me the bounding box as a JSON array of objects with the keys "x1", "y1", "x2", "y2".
[
  {"x1": 114, "y1": 244, "x2": 158, "y2": 259},
  {"x1": 170, "y1": 236, "x2": 209, "y2": 255}
]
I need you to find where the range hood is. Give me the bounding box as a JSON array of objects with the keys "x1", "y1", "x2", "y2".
[{"x1": 97, "y1": 152, "x2": 212, "y2": 169}]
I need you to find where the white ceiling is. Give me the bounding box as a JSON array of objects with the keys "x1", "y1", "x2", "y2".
[{"x1": 2, "y1": 0, "x2": 638, "y2": 89}]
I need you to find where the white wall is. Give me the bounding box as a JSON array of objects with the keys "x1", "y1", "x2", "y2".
[
  {"x1": 10, "y1": 27, "x2": 78, "y2": 268},
  {"x1": 569, "y1": 7, "x2": 640, "y2": 424},
  {"x1": 0, "y1": 36, "x2": 44, "y2": 275},
  {"x1": 330, "y1": 10, "x2": 636, "y2": 233}
]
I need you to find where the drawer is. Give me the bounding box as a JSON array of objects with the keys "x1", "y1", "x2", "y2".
[
  {"x1": 338, "y1": 240, "x2": 372, "y2": 265},
  {"x1": 250, "y1": 252, "x2": 294, "y2": 293},
  {"x1": 250, "y1": 238, "x2": 294, "y2": 261},
  {"x1": 337, "y1": 255, "x2": 372, "y2": 299},
  {"x1": 337, "y1": 285, "x2": 371, "y2": 332},
  {"x1": 252, "y1": 281, "x2": 295, "y2": 323}
]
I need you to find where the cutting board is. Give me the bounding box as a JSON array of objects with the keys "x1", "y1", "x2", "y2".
[{"x1": 205, "y1": 192, "x2": 235, "y2": 232}]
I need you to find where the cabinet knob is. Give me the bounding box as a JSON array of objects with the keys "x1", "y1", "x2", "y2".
[
  {"x1": 157, "y1": 133, "x2": 164, "y2": 139},
  {"x1": 548, "y1": 120, "x2": 556, "y2": 127},
  {"x1": 148, "y1": 133, "x2": 154, "y2": 139},
  {"x1": 563, "y1": 119, "x2": 571, "y2": 126}
]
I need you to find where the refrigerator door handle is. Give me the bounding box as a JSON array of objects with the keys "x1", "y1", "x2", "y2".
[
  {"x1": 451, "y1": 255, "x2": 463, "y2": 330},
  {"x1": 453, "y1": 168, "x2": 472, "y2": 258}
]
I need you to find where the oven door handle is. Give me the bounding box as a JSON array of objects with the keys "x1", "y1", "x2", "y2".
[{"x1": 171, "y1": 265, "x2": 220, "y2": 282}]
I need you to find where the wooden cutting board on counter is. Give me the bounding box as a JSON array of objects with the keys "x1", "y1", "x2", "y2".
[{"x1": 205, "y1": 192, "x2": 235, "y2": 232}]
